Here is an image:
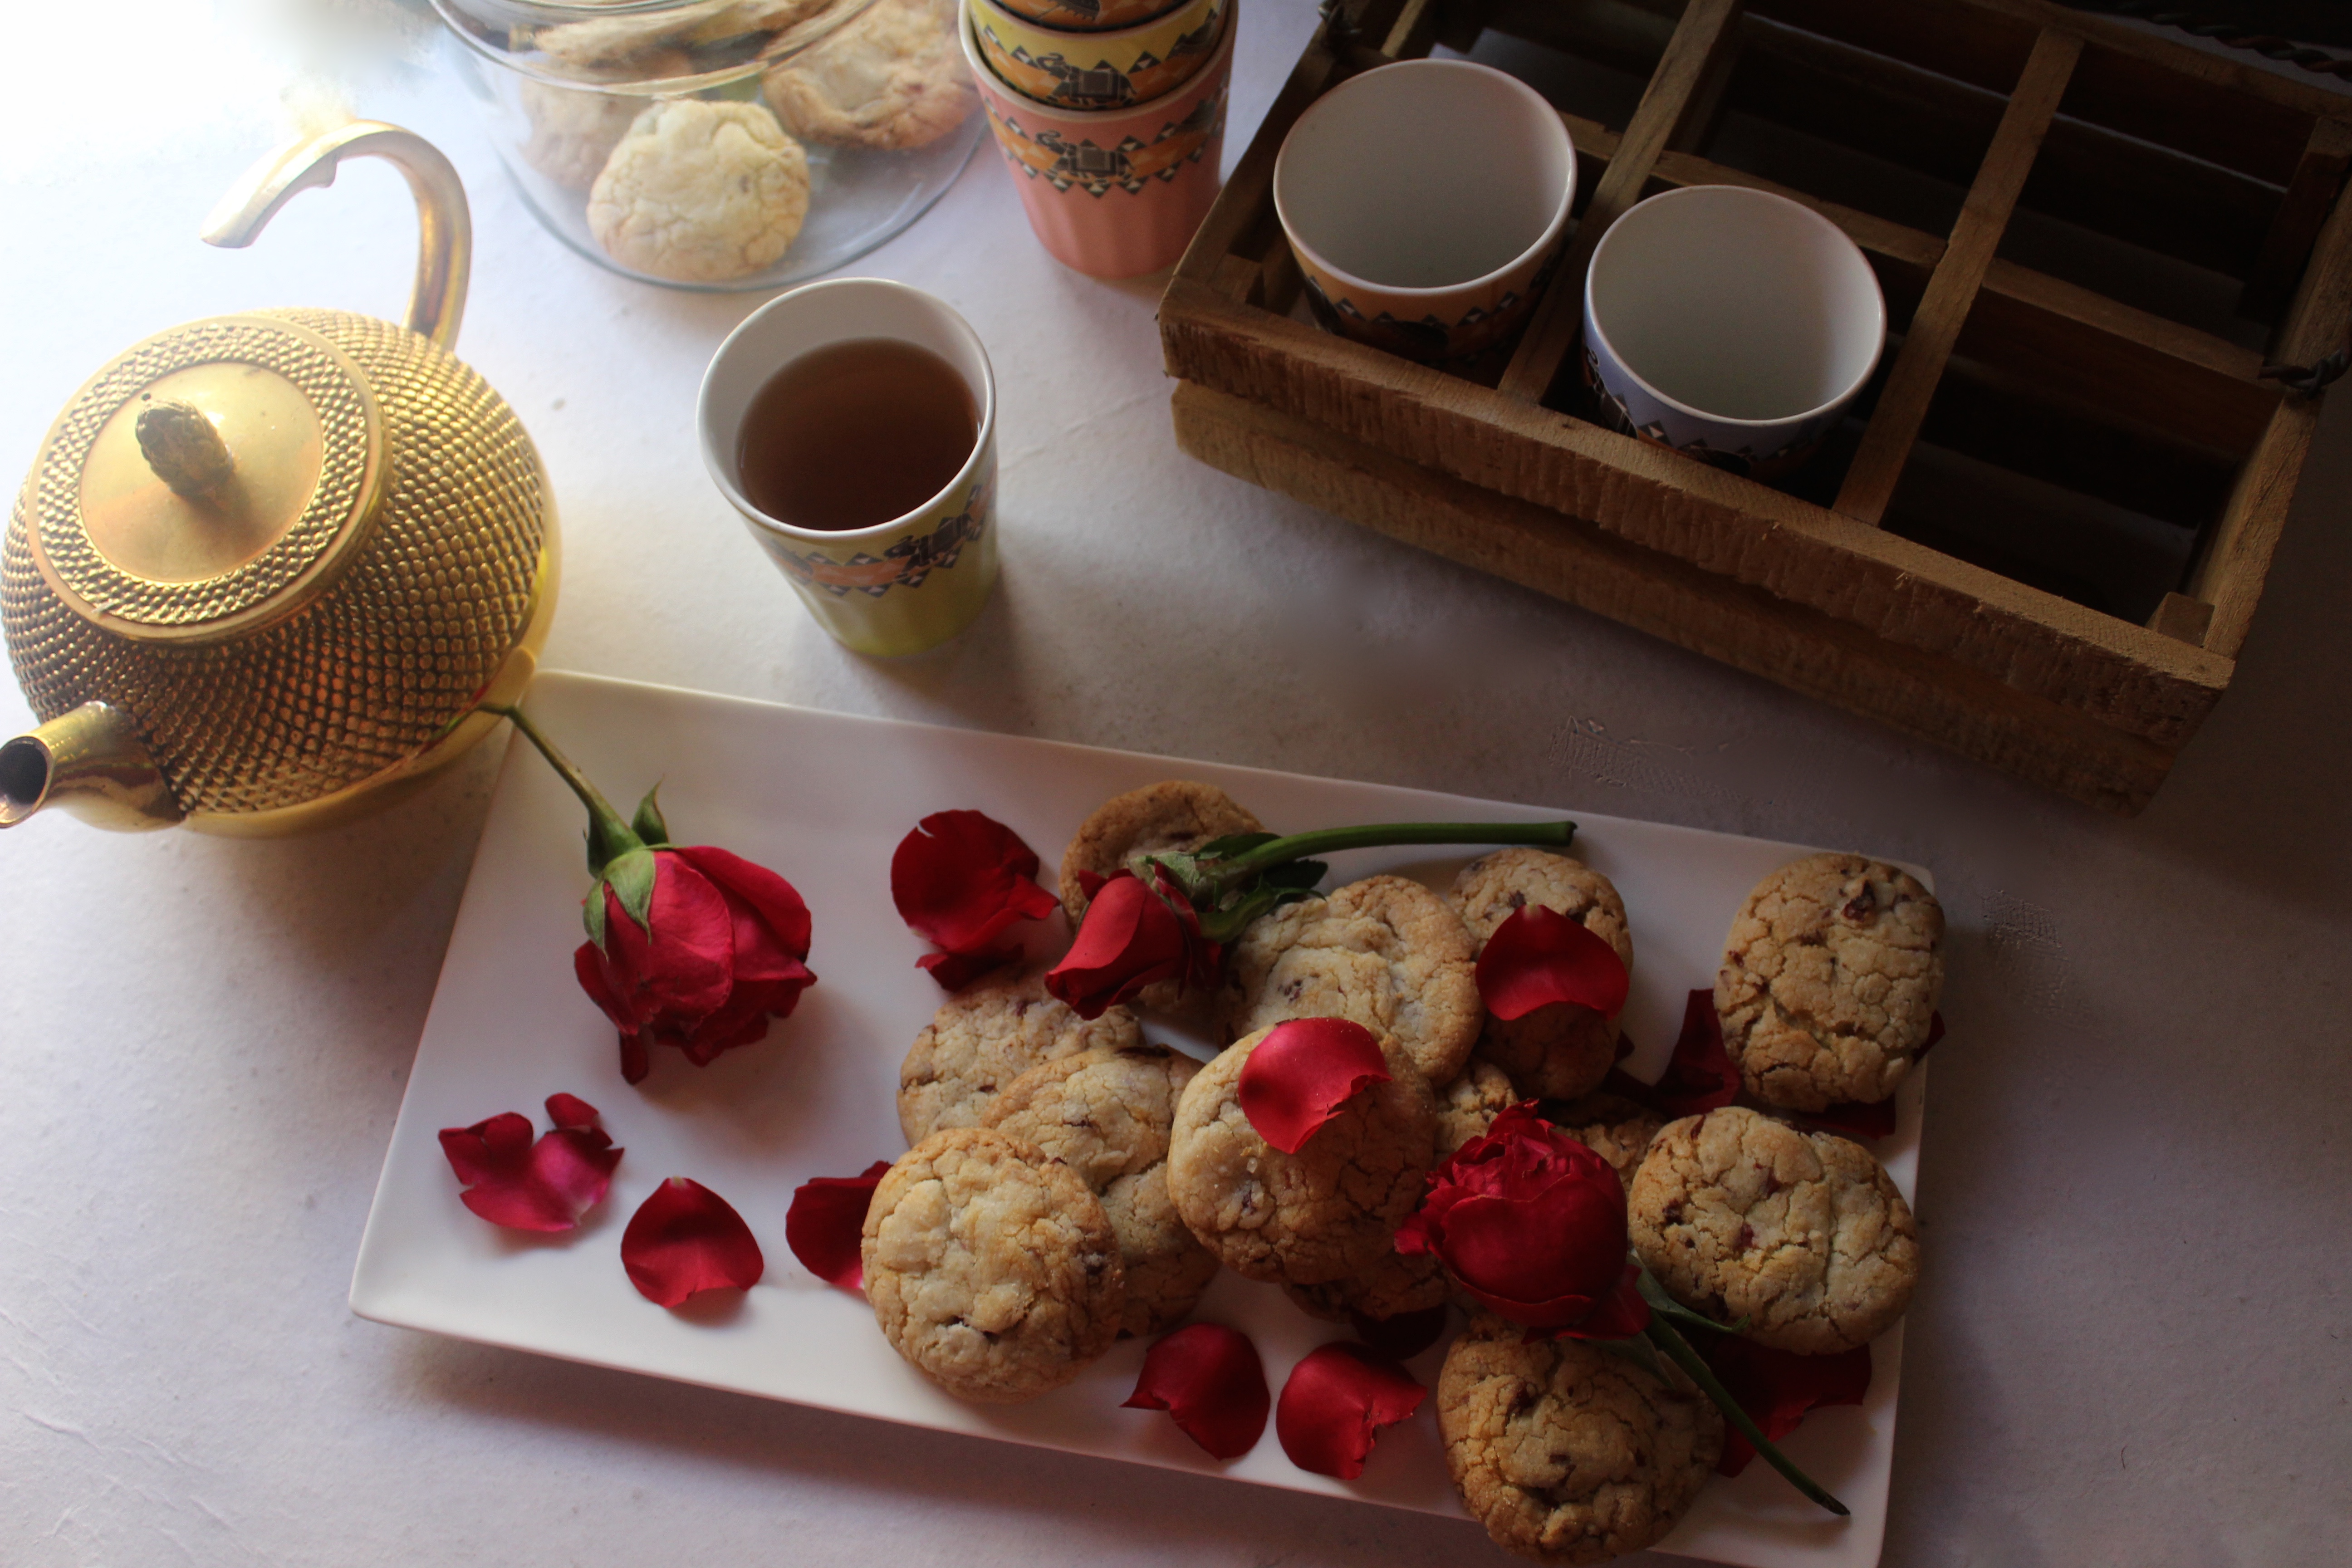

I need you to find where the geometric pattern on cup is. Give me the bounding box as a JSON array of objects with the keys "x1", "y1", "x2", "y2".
[
  {"x1": 981, "y1": 88, "x2": 1224, "y2": 195},
  {"x1": 761, "y1": 482, "x2": 991, "y2": 598},
  {"x1": 980, "y1": 13, "x2": 1222, "y2": 109},
  {"x1": 1581, "y1": 346, "x2": 1827, "y2": 481}
]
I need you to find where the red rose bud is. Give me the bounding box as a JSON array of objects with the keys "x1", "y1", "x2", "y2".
[
  {"x1": 1044, "y1": 868, "x2": 1219, "y2": 1019},
  {"x1": 1475, "y1": 904, "x2": 1631, "y2": 1022},
  {"x1": 438, "y1": 1094, "x2": 623, "y2": 1233},
  {"x1": 1395, "y1": 1104, "x2": 1647, "y2": 1338},
  {"x1": 1649, "y1": 989, "x2": 1740, "y2": 1118},
  {"x1": 891, "y1": 811, "x2": 1060, "y2": 989},
  {"x1": 784, "y1": 1160, "x2": 892, "y2": 1291},
  {"x1": 1275, "y1": 1343, "x2": 1426, "y2": 1480},
  {"x1": 575, "y1": 845, "x2": 816, "y2": 1084},
  {"x1": 1237, "y1": 1018, "x2": 1392, "y2": 1153},
  {"x1": 620, "y1": 1177, "x2": 766, "y2": 1307},
  {"x1": 1705, "y1": 1337, "x2": 1873, "y2": 1477},
  {"x1": 1122, "y1": 1323, "x2": 1270, "y2": 1460}
]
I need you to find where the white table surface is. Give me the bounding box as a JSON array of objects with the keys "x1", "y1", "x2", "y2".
[{"x1": 2, "y1": 4, "x2": 2347, "y2": 1566}]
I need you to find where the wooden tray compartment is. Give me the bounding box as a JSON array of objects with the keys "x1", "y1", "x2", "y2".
[{"x1": 1160, "y1": 0, "x2": 2352, "y2": 813}]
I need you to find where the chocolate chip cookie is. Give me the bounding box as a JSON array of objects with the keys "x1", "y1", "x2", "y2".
[
  {"x1": 982, "y1": 1045, "x2": 1219, "y2": 1337},
  {"x1": 1449, "y1": 849, "x2": 1633, "y2": 1102},
  {"x1": 862, "y1": 1127, "x2": 1125, "y2": 1403},
  {"x1": 1216, "y1": 874, "x2": 1483, "y2": 1084},
  {"x1": 1548, "y1": 1091, "x2": 1665, "y2": 1197},
  {"x1": 1716, "y1": 852, "x2": 1944, "y2": 1111},
  {"x1": 1628, "y1": 1106, "x2": 1917, "y2": 1355},
  {"x1": 1056, "y1": 779, "x2": 1264, "y2": 925},
  {"x1": 1283, "y1": 1245, "x2": 1450, "y2": 1324},
  {"x1": 1166, "y1": 1024, "x2": 1436, "y2": 1286},
  {"x1": 898, "y1": 965, "x2": 1142, "y2": 1143},
  {"x1": 1439, "y1": 1313, "x2": 1722, "y2": 1564},
  {"x1": 1436, "y1": 1059, "x2": 1519, "y2": 1157}
]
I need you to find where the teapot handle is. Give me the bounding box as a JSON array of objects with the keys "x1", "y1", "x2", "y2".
[{"x1": 199, "y1": 120, "x2": 470, "y2": 352}]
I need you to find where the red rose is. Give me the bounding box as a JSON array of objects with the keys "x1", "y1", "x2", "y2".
[
  {"x1": 573, "y1": 845, "x2": 817, "y2": 1084},
  {"x1": 1394, "y1": 1103, "x2": 1647, "y2": 1337},
  {"x1": 1044, "y1": 867, "x2": 1219, "y2": 1019}
]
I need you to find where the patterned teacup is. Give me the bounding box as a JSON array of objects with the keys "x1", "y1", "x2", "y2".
[
  {"x1": 1583, "y1": 185, "x2": 1885, "y2": 480},
  {"x1": 1273, "y1": 59, "x2": 1575, "y2": 363},
  {"x1": 970, "y1": 0, "x2": 1224, "y2": 112},
  {"x1": 698, "y1": 279, "x2": 998, "y2": 657}
]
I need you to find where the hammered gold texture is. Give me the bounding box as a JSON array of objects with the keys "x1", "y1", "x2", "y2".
[
  {"x1": 3, "y1": 307, "x2": 547, "y2": 818},
  {"x1": 33, "y1": 318, "x2": 371, "y2": 626}
]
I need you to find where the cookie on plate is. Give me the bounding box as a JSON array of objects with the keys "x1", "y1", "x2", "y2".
[
  {"x1": 1547, "y1": 1091, "x2": 1664, "y2": 1198},
  {"x1": 1283, "y1": 1244, "x2": 1450, "y2": 1325},
  {"x1": 1439, "y1": 1313, "x2": 1722, "y2": 1565},
  {"x1": 1628, "y1": 1105, "x2": 1916, "y2": 1355},
  {"x1": 763, "y1": 0, "x2": 974, "y2": 151},
  {"x1": 981, "y1": 1044, "x2": 1219, "y2": 1337},
  {"x1": 898, "y1": 965, "x2": 1142, "y2": 1143},
  {"x1": 1449, "y1": 849, "x2": 1632, "y2": 1102},
  {"x1": 1716, "y1": 851, "x2": 1944, "y2": 1112},
  {"x1": 587, "y1": 99, "x2": 810, "y2": 283},
  {"x1": 1167, "y1": 1024, "x2": 1436, "y2": 1285},
  {"x1": 1435, "y1": 1059, "x2": 1518, "y2": 1157},
  {"x1": 862, "y1": 1127, "x2": 1125, "y2": 1403},
  {"x1": 1057, "y1": 779, "x2": 1264, "y2": 925},
  {"x1": 1215, "y1": 874, "x2": 1482, "y2": 1084}
]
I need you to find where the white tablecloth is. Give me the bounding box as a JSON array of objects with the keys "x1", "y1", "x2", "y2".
[{"x1": 2, "y1": 4, "x2": 2347, "y2": 1565}]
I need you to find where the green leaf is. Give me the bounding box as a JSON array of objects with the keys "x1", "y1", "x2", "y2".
[
  {"x1": 603, "y1": 847, "x2": 659, "y2": 935},
  {"x1": 631, "y1": 785, "x2": 671, "y2": 847}
]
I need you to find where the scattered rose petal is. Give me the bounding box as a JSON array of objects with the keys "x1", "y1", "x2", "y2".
[
  {"x1": 915, "y1": 944, "x2": 1024, "y2": 992},
  {"x1": 1122, "y1": 1323, "x2": 1270, "y2": 1459},
  {"x1": 438, "y1": 1096, "x2": 623, "y2": 1233},
  {"x1": 1705, "y1": 1337, "x2": 1873, "y2": 1476},
  {"x1": 621, "y1": 1177, "x2": 765, "y2": 1307},
  {"x1": 1475, "y1": 905, "x2": 1631, "y2": 1022},
  {"x1": 1275, "y1": 1343, "x2": 1426, "y2": 1480},
  {"x1": 1238, "y1": 1018, "x2": 1391, "y2": 1153},
  {"x1": 1651, "y1": 989, "x2": 1740, "y2": 1117},
  {"x1": 785, "y1": 1160, "x2": 892, "y2": 1291},
  {"x1": 1351, "y1": 1304, "x2": 1449, "y2": 1361},
  {"x1": 1396, "y1": 1104, "x2": 1646, "y2": 1337},
  {"x1": 1045, "y1": 867, "x2": 1219, "y2": 1019},
  {"x1": 892, "y1": 811, "x2": 1059, "y2": 989}
]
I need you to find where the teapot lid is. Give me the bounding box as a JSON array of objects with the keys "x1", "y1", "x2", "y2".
[{"x1": 23, "y1": 311, "x2": 386, "y2": 645}]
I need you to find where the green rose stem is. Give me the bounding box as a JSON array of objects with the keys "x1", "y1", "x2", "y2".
[
  {"x1": 1639, "y1": 1313, "x2": 1851, "y2": 1517},
  {"x1": 1209, "y1": 820, "x2": 1577, "y2": 889},
  {"x1": 485, "y1": 704, "x2": 641, "y2": 872},
  {"x1": 485, "y1": 704, "x2": 672, "y2": 941}
]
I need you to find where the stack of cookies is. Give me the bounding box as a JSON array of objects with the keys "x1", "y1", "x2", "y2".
[{"x1": 861, "y1": 784, "x2": 1940, "y2": 1568}]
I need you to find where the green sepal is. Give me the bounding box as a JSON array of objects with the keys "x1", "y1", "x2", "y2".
[
  {"x1": 1258, "y1": 858, "x2": 1328, "y2": 891},
  {"x1": 1196, "y1": 882, "x2": 1317, "y2": 945},
  {"x1": 585, "y1": 812, "x2": 641, "y2": 880},
  {"x1": 583, "y1": 879, "x2": 609, "y2": 950},
  {"x1": 603, "y1": 846, "x2": 660, "y2": 935},
  {"x1": 632, "y1": 785, "x2": 671, "y2": 848}
]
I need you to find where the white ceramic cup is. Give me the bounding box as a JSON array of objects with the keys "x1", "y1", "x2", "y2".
[
  {"x1": 1583, "y1": 185, "x2": 1885, "y2": 480},
  {"x1": 699, "y1": 278, "x2": 999, "y2": 657},
  {"x1": 1273, "y1": 59, "x2": 1575, "y2": 362}
]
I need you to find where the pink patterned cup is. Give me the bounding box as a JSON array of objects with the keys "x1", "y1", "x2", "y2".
[{"x1": 960, "y1": 0, "x2": 1234, "y2": 279}]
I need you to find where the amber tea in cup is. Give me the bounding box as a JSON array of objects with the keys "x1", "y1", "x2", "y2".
[{"x1": 736, "y1": 338, "x2": 979, "y2": 532}]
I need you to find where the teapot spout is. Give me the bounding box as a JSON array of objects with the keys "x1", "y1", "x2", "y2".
[{"x1": 0, "y1": 703, "x2": 184, "y2": 832}]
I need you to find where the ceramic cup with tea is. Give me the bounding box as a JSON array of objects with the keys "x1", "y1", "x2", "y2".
[
  {"x1": 1583, "y1": 184, "x2": 1885, "y2": 480},
  {"x1": 699, "y1": 278, "x2": 998, "y2": 657},
  {"x1": 1273, "y1": 58, "x2": 1575, "y2": 362}
]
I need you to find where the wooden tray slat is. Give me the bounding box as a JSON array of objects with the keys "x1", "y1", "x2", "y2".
[{"x1": 1834, "y1": 28, "x2": 2081, "y2": 525}]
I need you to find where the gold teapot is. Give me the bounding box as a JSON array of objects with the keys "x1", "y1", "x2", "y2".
[{"x1": 0, "y1": 122, "x2": 556, "y2": 836}]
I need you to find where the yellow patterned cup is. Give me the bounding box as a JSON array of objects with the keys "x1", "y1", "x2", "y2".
[
  {"x1": 698, "y1": 279, "x2": 999, "y2": 657},
  {"x1": 970, "y1": 0, "x2": 1224, "y2": 111}
]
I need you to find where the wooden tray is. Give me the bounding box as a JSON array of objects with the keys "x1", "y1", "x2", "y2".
[{"x1": 1160, "y1": 0, "x2": 2352, "y2": 814}]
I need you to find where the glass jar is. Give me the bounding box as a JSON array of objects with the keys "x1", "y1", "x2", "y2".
[{"x1": 434, "y1": 0, "x2": 980, "y2": 290}]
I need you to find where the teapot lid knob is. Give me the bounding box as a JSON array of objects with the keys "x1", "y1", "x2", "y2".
[{"x1": 134, "y1": 400, "x2": 236, "y2": 498}]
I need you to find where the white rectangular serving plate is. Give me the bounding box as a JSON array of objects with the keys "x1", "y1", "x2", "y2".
[{"x1": 353, "y1": 670, "x2": 1923, "y2": 1568}]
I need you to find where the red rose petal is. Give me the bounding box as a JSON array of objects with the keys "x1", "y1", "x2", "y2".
[
  {"x1": 1275, "y1": 1343, "x2": 1426, "y2": 1480},
  {"x1": 1122, "y1": 1323, "x2": 1270, "y2": 1460},
  {"x1": 1705, "y1": 1337, "x2": 1873, "y2": 1476},
  {"x1": 1351, "y1": 1304, "x2": 1449, "y2": 1361},
  {"x1": 784, "y1": 1160, "x2": 892, "y2": 1291},
  {"x1": 674, "y1": 844, "x2": 814, "y2": 961},
  {"x1": 598, "y1": 854, "x2": 736, "y2": 1021},
  {"x1": 1045, "y1": 870, "x2": 1205, "y2": 1019},
  {"x1": 916, "y1": 944, "x2": 1023, "y2": 992},
  {"x1": 438, "y1": 1100, "x2": 622, "y2": 1233},
  {"x1": 1552, "y1": 1261, "x2": 1650, "y2": 1341},
  {"x1": 1475, "y1": 905, "x2": 1631, "y2": 1022},
  {"x1": 1238, "y1": 1018, "x2": 1392, "y2": 1154},
  {"x1": 1651, "y1": 989, "x2": 1741, "y2": 1117},
  {"x1": 891, "y1": 810, "x2": 1059, "y2": 958},
  {"x1": 621, "y1": 1177, "x2": 765, "y2": 1307}
]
